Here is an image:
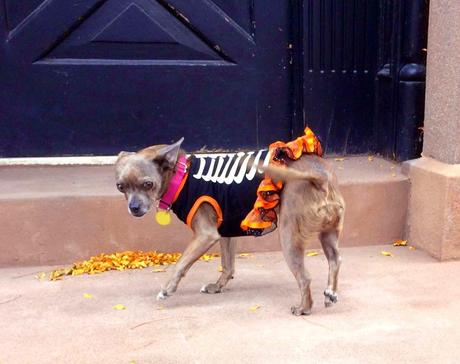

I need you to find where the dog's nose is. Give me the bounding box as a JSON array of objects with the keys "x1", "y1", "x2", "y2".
[{"x1": 129, "y1": 200, "x2": 141, "y2": 214}]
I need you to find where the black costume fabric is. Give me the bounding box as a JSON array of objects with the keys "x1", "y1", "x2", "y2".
[{"x1": 172, "y1": 151, "x2": 268, "y2": 237}]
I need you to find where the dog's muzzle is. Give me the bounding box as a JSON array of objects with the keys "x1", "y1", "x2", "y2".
[{"x1": 129, "y1": 199, "x2": 145, "y2": 217}]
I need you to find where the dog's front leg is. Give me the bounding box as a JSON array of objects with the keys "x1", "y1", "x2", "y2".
[
  {"x1": 201, "y1": 237, "x2": 236, "y2": 294},
  {"x1": 157, "y1": 203, "x2": 221, "y2": 300}
]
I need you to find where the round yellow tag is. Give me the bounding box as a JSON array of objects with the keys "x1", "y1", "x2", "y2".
[{"x1": 155, "y1": 210, "x2": 171, "y2": 226}]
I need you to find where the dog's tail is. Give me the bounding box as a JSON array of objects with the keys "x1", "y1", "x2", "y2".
[{"x1": 261, "y1": 164, "x2": 327, "y2": 187}]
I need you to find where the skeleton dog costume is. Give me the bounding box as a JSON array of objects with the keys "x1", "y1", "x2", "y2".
[
  {"x1": 158, "y1": 128, "x2": 323, "y2": 237},
  {"x1": 170, "y1": 150, "x2": 270, "y2": 237}
]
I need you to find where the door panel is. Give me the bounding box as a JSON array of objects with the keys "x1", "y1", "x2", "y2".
[
  {"x1": 0, "y1": 0, "x2": 293, "y2": 157},
  {"x1": 302, "y1": 0, "x2": 380, "y2": 155}
]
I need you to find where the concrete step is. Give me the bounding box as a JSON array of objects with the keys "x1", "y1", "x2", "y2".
[{"x1": 0, "y1": 156, "x2": 409, "y2": 267}]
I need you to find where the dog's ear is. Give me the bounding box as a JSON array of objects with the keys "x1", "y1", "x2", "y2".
[
  {"x1": 153, "y1": 137, "x2": 184, "y2": 170},
  {"x1": 116, "y1": 151, "x2": 134, "y2": 162}
]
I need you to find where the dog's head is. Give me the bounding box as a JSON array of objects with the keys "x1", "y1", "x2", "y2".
[{"x1": 115, "y1": 138, "x2": 184, "y2": 217}]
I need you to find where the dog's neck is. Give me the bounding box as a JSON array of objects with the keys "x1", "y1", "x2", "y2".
[{"x1": 157, "y1": 151, "x2": 188, "y2": 210}]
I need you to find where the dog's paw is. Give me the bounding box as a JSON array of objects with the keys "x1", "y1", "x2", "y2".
[
  {"x1": 324, "y1": 288, "x2": 338, "y2": 307},
  {"x1": 200, "y1": 283, "x2": 222, "y2": 294},
  {"x1": 291, "y1": 305, "x2": 312, "y2": 316},
  {"x1": 156, "y1": 290, "x2": 170, "y2": 301}
]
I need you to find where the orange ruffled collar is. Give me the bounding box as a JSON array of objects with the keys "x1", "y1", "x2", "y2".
[{"x1": 240, "y1": 127, "x2": 323, "y2": 236}]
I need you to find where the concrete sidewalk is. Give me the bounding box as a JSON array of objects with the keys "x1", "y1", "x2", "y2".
[{"x1": 1, "y1": 245, "x2": 459, "y2": 364}]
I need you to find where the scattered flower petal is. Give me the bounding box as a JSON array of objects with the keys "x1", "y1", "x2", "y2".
[
  {"x1": 409, "y1": 246, "x2": 416, "y2": 250},
  {"x1": 239, "y1": 253, "x2": 252, "y2": 258},
  {"x1": 35, "y1": 272, "x2": 46, "y2": 280},
  {"x1": 152, "y1": 268, "x2": 166, "y2": 273},
  {"x1": 200, "y1": 253, "x2": 220, "y2": 262},
  {"x1": 113, "y1": 304, "x2": 126, "y2": 310},
  {"x1": 49, "y1": 268, "x2": 71, "y2": 281},
  {"x1": 393, "y1": 239, "x2": 407, "y2": 247},
  {"x1": 368, "y1": 156, "x2": 374, "y2": 161},
  {"x1": 381, "y1": 251, "x2": 394, "y2": 257},
  {"x1": 306, "y1": 251, "x2": 319, "y2": 257},
  {"x1": 249, "y1": 304, "x2": 261, "y2": 312},
  {"x1": 48, "y1": 251, "x2": 189, "y2": 280},
  {"x1": 218, "y1": 265, "x2": 223, "y2": 272},
  {"x1": 83, "y1": 293, "x2": 93, "y2": 299},
  {"x1": 335, "y1": 157, "x2": 346, "y2": 162}
]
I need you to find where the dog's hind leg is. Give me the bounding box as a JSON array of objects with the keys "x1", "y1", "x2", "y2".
[
  {"x1": 319, "y1": 229, "x2": 341, "y2": 307},
  {"x1": 157, "y1": 203, "x2": 220, "y2": 300},
  {"x1": 279, "y1": 218, "x2": 313, "y2": 316},
  {"x1": 201, "y1": 237, "x2": 236, "y2": 294}
]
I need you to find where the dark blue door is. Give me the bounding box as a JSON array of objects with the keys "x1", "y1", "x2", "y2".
[
  {"x1": 301, "y1": 0, "x2": 380, "y2": 155},
  {"x1": 298, "y1": 0, "x2": 428, "y2": 158},
  {"x1": 0, "y1": 0, "x2": 293, "y2": 157}
]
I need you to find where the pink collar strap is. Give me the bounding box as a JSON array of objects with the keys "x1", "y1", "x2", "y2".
[{"x1": 158, "y1": 155, "x2": 188, "y2": 210}]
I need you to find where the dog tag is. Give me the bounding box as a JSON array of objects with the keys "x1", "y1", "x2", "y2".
[{"x1": 155, "y1": 210, "x2": 171, "y2": 226}]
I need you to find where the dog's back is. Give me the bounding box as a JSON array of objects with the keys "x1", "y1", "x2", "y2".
[{"x1": 172, "y1": 150, "x2": 270, "y2": 237}]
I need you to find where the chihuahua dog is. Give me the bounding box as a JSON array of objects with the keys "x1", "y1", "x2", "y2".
[{"x1": 115, "y1": 138, "x2": 345, "y2": 315}]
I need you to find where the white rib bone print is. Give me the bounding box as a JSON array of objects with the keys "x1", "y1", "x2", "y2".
[{"x1": 192, "y1": 150, "x2": 271, "y2": 185}]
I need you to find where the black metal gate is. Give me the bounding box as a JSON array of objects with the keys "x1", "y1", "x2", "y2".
[{"x1": 0, "y1": 0, "x2": 428, "y2": 159}]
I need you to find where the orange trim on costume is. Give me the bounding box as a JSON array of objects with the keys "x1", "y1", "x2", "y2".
[{"x1": 186, "y1": 195, "x2": 223, "y2": 229}]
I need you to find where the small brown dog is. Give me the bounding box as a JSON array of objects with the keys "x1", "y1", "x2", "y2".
[{"x1": 115, "y1": 138, "x2": 345, "y2": 315}]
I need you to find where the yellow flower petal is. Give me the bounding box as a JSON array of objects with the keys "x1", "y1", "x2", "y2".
[
  {"x1": 71, "y1": 268, "x2": 85, "y2": 276},
  {"x1": 381, "y1": 251, "x2": 394, "y2": 257},
  {"x1": 409, "y1": 246, "x2": 416, "y2": 250},
  {"x1": 48, "y1": 251, "x2": 183, "y2": 280},
  {"x1": 249, "y1": 304, "x2": 261, "y2": 312},
  {"x1": 200, "y1": 254, "x2": 213, "y2": 262},
  {"x1": 152, "y1": 268, "x2": 166, "y2": 273},
  {"x1": 113, "y1": 304, "x2": 126, "y2": 310},
  {"x1": 334, "y1": 157, "x2": 346, "y2": 162},
  {"x1": 218, "y1": 265, "x2": 223, "y2": 272},
  {"x1": 368, "y1": 156, "x2": 374, "y2": 162},
  {"x1": 35, "y1": 272, "x2": 46, "y2": 280},
  {"x1": 239, "y1": 253, "x2": 252, "y2": 258},
  {"x1": 393, "y1": 239, "x2": 407, "y2": 247},
  {"x1": 83, "y1": 293, "x2": 93, "y2": 299},
  {"x1": 306, "y1": 251, "x2": 319, "y2": 257}
]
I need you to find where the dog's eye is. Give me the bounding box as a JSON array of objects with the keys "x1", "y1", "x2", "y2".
[
  {"x1": 143, "y1": 181, "x2": 154, "y2": 190},
  {"x1": 116, "y1": 183, "x2": 125, "y2": 192}
]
